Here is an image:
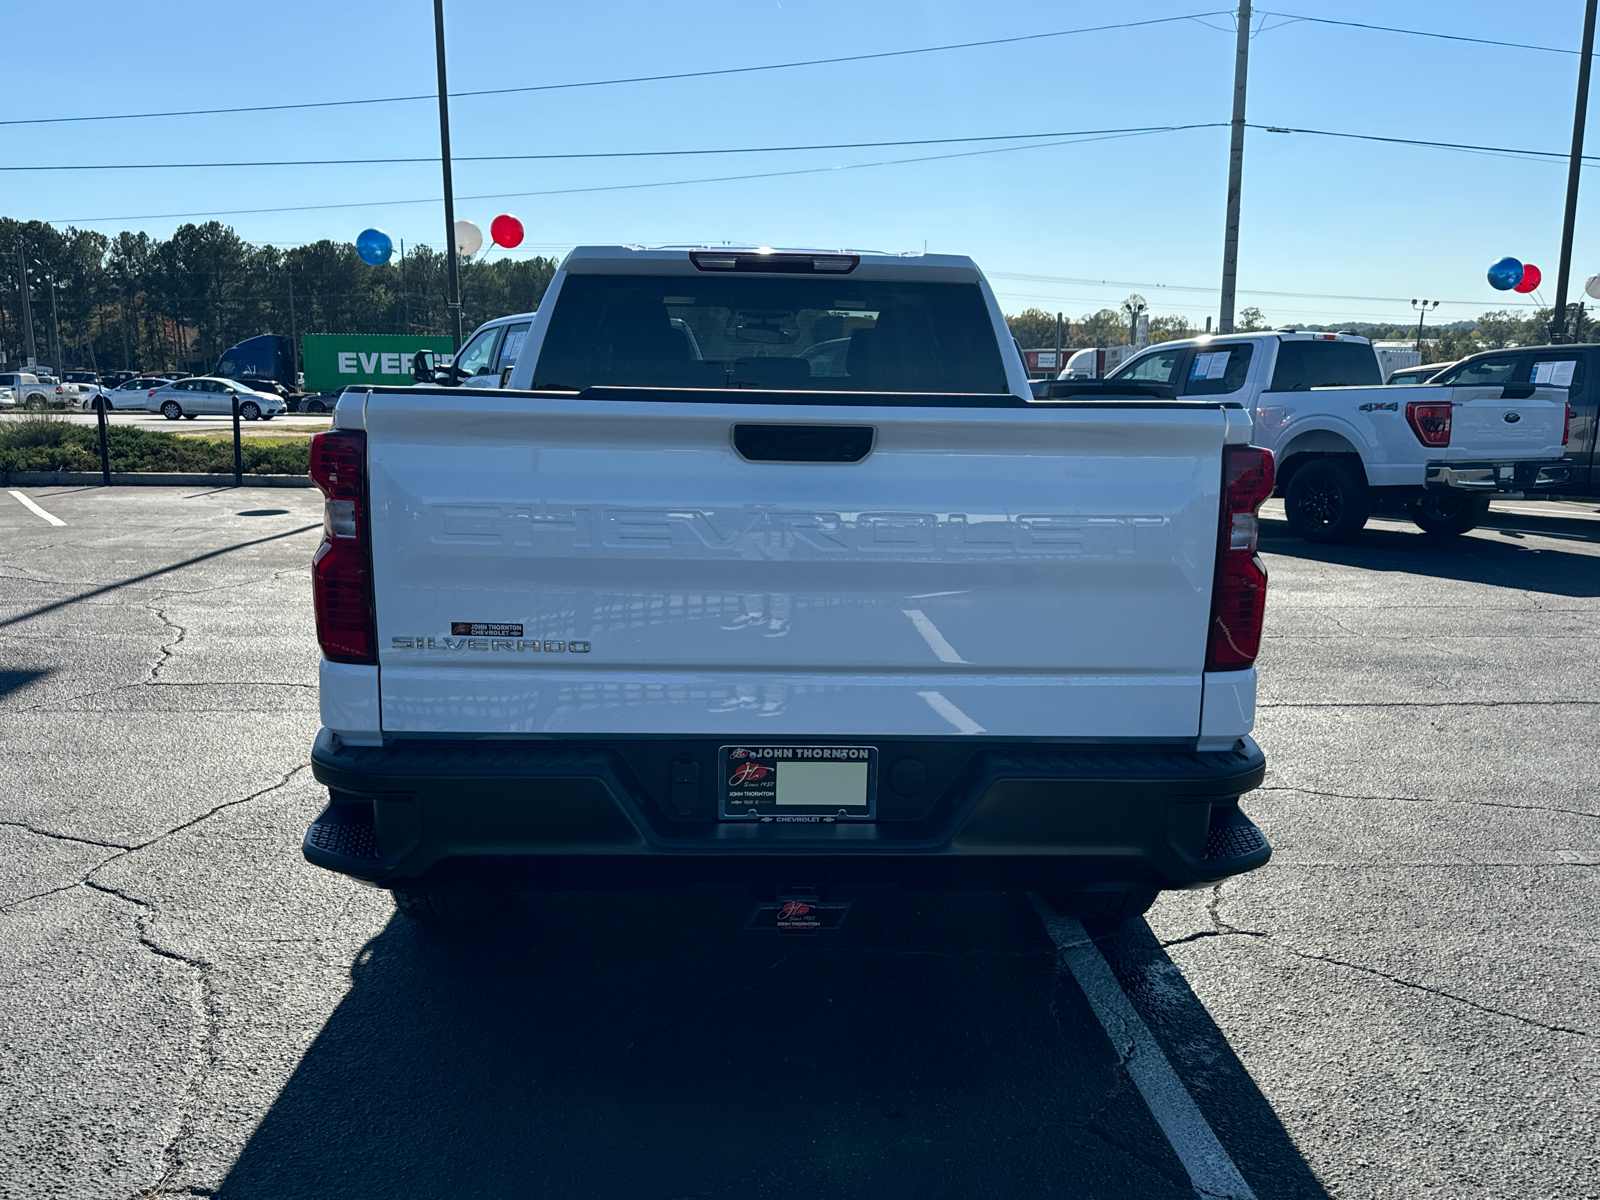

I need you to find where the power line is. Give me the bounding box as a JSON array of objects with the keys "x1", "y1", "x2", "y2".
[
  {"x1": 43, "y1": 126, "x2": 1213, "y2": 226},
  {"x1": 0, "y1": 13, "x2": 1231, "y2": 129},
  {"x1": 1250, "y1": 123, "x2": 1600, "y2": 166},
  {"x1": 34, "y1": 117, "x2": 1600, "y2": 228},
  {"x1": 1258, "y1": 11, "x2": 1590, "y2": 56},
  {"x1": 0, "y1": 127, "x2": 1225, "y2": 173},
  {"x1": 24, "y1": 118, "x2": 1590, "y2": 177}
]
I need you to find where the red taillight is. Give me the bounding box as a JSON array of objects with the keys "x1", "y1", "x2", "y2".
[
  {"x1": 1406, "y1": 401, "x2": 1452, "y2": 447},
  {"x1": 1564, "y1": 402, "x2": 1573, "y2": 446},
  {"x1": 1206, "y1": 445, "x2": 1274, "y2": 672},
  {"x1": 309, "y1": 430, "x2": 376, "y2": 664}
]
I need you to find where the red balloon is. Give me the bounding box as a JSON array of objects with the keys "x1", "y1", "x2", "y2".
[
  {"x1": 490, "y1": 214, "x2": 525, "y2": 248},
  {"x1": 1515, "y1": 262, "x2": 1542, "y2": 293}
]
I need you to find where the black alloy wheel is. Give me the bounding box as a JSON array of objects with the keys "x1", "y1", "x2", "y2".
[
  {"x1": 1407, "y1": 490, "x2": 1491, "y2": 536},
  {"x1": 1284, "y1": 457, "x2": 1370, "y2": 543}
]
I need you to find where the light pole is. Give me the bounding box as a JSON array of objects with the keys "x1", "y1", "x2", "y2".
[
  {"x1": 34, "y1": 260, "x2": 64, "y2": 373},
  {"x1": 1126, "y1": 296, "x2": 1148, "y2": 348},
  {"x1": 1552, "y1": 0, "x2": 1598, "y2": 343},
  {"x1": 1218, "y1": 0, "x2": 1252, "y2": 333},
  {"x1": 1411, "y1": 299, "x2": 1439, "y2": 353},
  {"x1": 433, "y1": 0, "x2": 463, "y2": 352},
  {"x1": 14, "y1": 246, "x2": 37, "y2": 366}
]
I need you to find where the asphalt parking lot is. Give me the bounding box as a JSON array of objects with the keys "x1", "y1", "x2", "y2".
[{"x1": 1, "y1": 486, "x2": 1596, "y2": 1199}]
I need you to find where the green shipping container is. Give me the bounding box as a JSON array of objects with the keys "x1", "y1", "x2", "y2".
[{"x1": 301, "y1": 334, "x2": 456, "y2": 393}]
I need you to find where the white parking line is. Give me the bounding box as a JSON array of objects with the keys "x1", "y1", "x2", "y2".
[
  {"x1": 8, "y1": 490, "x2": 66, "y2": 527},
  {"x1": 903, "y1": 609, "x2": 968, "y2": 663},
  {"x1": 916, "y1": 690, "x2": 985, "y2": 734},
  {"x1": 1030, "y1": 896, "x2": 1258, "y2": 1200}
]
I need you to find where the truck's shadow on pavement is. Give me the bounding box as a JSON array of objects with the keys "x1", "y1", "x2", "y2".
[
  {"x1": 216, "y1": 887, "x2": 1331, "y2": 1200},
  {"x1": 1261, "y1": 509, "x2": 1600, "y2": 597}
]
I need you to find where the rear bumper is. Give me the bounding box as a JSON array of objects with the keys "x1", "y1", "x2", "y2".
[
  {"x1": 1426, "y1": 459, "x2": 1571, "y2": 491},
  {"x1": 304, "y1": 730, "x2": 1269, "y2": 893}
]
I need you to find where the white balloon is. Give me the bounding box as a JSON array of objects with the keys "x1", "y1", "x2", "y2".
[
  {"x1": 1585, "y1": 273, "x2": 1600, "y2": 301},
  {"x1": 454, "y1": 219, "x2": 484, "y2": 256}
]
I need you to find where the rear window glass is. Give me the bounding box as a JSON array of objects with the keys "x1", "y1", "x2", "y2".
[
  {"x1": 532, "y1": 274, "x2": 1008, "y2": 394},
  {"x1": 1529, "y1": 358, "x2": 1582, "y2": 389},
  {"x1": 496, "y1": 322, "x2": 531, "y2": 370},
  {"x1": 1431, "y1": 354, "x2": 1524, "y2": 387},
  {"x1": 1183, "y1": 343, "x2": 1254, "y2": 396},
  {"x1": 1268, "y1": 341, "x2": 1383, "y2": 390}
]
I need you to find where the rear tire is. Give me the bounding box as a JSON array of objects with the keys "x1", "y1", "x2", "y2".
[
  {"x1": 391, "y1": 887, "x2": 504, "y2": 923},
  {"x1": 1284, "y1": 457, "x2": 1370, "y2": 543},
  {"x1": 1037, "y1": 887, "x2": 1159, "y2": 923},
  {"x1": 1407, "y1": 491, "x2": 1490, "y2": 536},
  {"x1": 161, "y1": 400, "x2": 182, "y2": 420}
]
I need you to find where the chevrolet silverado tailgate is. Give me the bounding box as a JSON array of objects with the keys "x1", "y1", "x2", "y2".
[{"x1": 362, "y1": 389, "x2": 1232, "y2": 739}]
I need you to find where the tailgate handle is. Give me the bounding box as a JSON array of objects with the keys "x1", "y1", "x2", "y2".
[
  {"x1": 1499, "y1": 384, "x2": 1537, "y2": 400},
  {"x1": 733, "y1": 423, "x2": 874, "y2": 463}
]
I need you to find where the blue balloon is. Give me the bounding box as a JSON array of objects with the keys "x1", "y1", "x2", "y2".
[
  {"x1": 356, "y1": 227, "x2": 393, "y2": 266},
  {"x1": 1487, "y1": 256, "x2": 1524, "y2": 291}
]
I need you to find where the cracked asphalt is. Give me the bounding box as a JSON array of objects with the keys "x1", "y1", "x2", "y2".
[{"x1": 1, "y1": 485, "x2": 1596, "y2": 1199}]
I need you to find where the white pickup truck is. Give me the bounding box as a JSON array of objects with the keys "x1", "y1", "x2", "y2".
[
  {"x1": 1059, "y1": 331, "x2": 1571, "y2": 541},
  {"x1": 302, "y1": 246, "x2": 1275, "y2": 926}
]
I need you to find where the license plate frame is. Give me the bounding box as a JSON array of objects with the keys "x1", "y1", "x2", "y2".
[{"x1": 718, "y1": 744, "x2": 877, "y2": 822}]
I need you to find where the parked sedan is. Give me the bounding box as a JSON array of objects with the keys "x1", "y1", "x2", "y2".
[
  {"x1": 1386, "y1": 361, "x2": 1453, "y2": 386},
  {"x1": 147, "y1": 377, "x2": 286, "y2": 420},
  {"x1": 84, "y1": 375, "x2": 177, "y2": 412}
]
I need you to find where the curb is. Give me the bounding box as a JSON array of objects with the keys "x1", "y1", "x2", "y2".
[{"x1": 1, "y1": 471, "x2": 313, "y2": 488}]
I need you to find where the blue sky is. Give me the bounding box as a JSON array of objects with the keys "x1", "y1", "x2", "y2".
[{"x1": 4, "y1": 1, "x2": 1597, "y2": 329}]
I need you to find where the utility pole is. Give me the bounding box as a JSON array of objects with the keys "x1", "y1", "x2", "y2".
[
  {"x1": 434, "y1": 0, "x2": 464, "y2": 352},
  {"x1": 287, "y1": 272, "x2": 298, "y2": 377},
  {"x1": 1411, "y1": 299, "x2": 1439, "y2": 352},
  {"x1": 15, "y1": 247, "x2": 37, "y2": 365},
  {"x1": 119, "y1": 293, "x2": 130, "y2": 370},
  {"x1": 1553, "y1": 0, "x2": 1597, "y2": 344},
  {"x1": 1054, "y1": 311, "x2": 1063, "y2": 363},
  {"x1": 1218, "y1": 0, "x2": 1251, "y2": 334},
  {"x1": 42, "y1": 265, "x2": 63, "y2": 372}
]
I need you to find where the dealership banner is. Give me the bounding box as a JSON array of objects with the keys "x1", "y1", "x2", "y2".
[{"x1": 300, "y1": 334, "x2": 456, "y2": 393}]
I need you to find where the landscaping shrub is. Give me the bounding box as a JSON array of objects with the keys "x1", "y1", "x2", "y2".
[{"x1": 0, "y1": 417, "x2": 308, "y2": 474}]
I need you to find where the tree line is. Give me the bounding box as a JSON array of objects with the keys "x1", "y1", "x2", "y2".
[
  {"x1": 1, "y1": 218, "x2": 558, "y2": 374},
  {"x1": 1003, "y1": 294, "x2": 1587, "y2": 363},
  {"x1": 5, "y1": 216, "x2": 1581, "y2": 376}
]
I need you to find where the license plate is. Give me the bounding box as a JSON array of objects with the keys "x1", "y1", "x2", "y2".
[{"x1": 718, "y1": 745, "x2": 876, "y2": 822}]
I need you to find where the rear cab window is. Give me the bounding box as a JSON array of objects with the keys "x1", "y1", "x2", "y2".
[
  {"x1": 1267, "y1": 340, "x2": 1383, "y2": 391},
  {"x1": 532, "y1": 274, "x2": 1008, "y2": 395},
  {"x1": 495, "y1": 322, "x2": 532, "y2": 372},
  {"x1": 1525, "y1": 355, "x2": 1585, "y2": 391},
  {"x1": 1182, "y1": 343, "x2": 1254, "y2": 396}
]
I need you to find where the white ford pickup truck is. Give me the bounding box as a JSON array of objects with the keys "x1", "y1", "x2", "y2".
[
  {"x1": 1058, "y1": 331, "x2": 1571, "y2": 542},
  {"x1": 302, "y1": 246, "x2": 1274, "y2": 926}
]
